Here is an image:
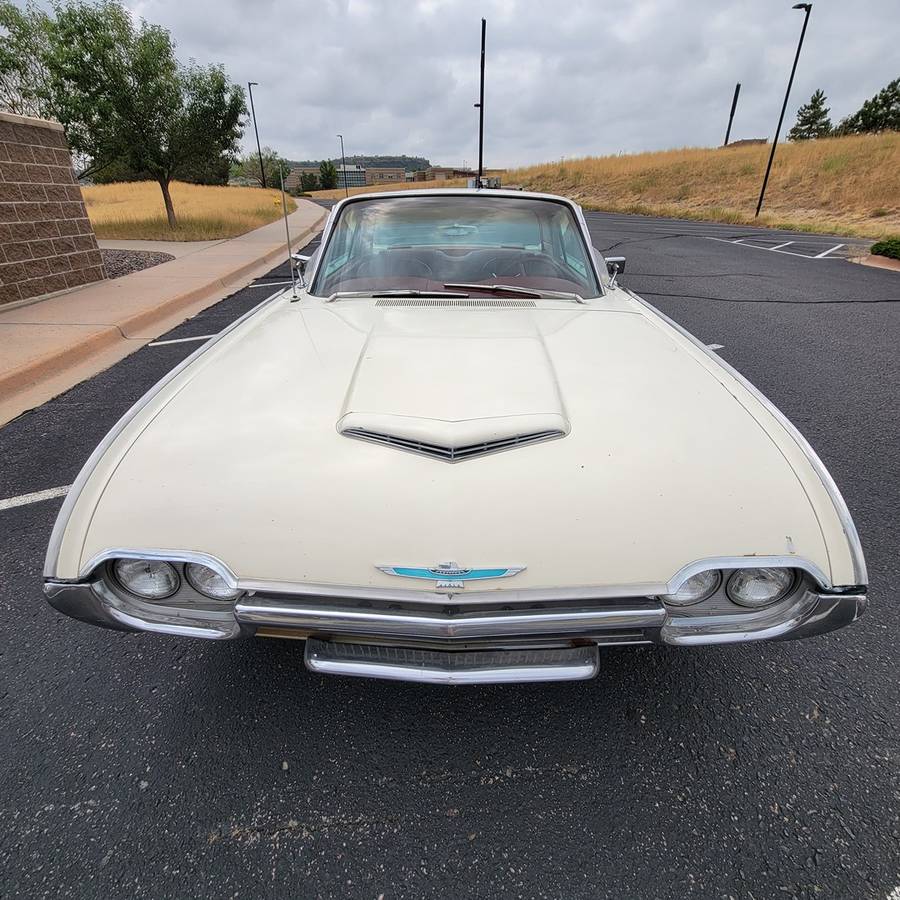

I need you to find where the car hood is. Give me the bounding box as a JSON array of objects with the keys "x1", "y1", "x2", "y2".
[{"x1": 54, "y1": 291, "x2": 857, "y2": 592}]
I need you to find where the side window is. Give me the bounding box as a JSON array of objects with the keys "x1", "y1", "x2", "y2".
[
  {"x1": 323, "y1": 209, "x2": 360, "y2": 277},
  {"x1": 560, "y1": 218, "x2": 588, "y2": 279}
]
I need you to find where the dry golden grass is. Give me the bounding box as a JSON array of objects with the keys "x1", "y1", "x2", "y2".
[
  {"x1": 82, "y1": 180, "x2": 297, "y2": 241},
  {"x1": 511, "y1": 133, "x2": 900, "y2": 239}
]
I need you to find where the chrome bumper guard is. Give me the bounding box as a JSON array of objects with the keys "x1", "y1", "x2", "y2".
[{"x1": 305, "y1": 640, "x2": 599, "y2": 684}]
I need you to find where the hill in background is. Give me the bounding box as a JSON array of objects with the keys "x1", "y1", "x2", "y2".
[
  {"x1": 288, "y1": 155, "x2": 431, "y2": 171},
  {"x1": 511, "y1": 132, "x2": 898, "y2": 239}
]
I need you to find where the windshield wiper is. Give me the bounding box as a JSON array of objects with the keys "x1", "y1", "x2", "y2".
[
  {"x1": 325, "y1": 289, "x2": 470, "y2": 302},
  {"x1": 443, "y1": 283, "x2": 586, "y2": 303}
]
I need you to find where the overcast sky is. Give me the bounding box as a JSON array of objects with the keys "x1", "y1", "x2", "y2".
[{"x1": 125, "y1": 0, "x2": 898, "y2": 167}]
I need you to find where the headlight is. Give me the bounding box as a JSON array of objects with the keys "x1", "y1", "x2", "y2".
[
  {"x1": 113, "y1": 558, "x2": 180, "y2": 600},
  {"x1": 727, "y1": 567, "x2": 794, "y2": 608},
  {"x1": 184, "y1": 562, "x2": 241, "y2": 601},
  {"x1": 661, "y1": 569, "x2": 721, "y2": 606}
]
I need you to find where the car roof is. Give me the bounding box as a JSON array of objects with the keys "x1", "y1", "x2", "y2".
[{"x1": 329, "y1": 188, "x2": 582, "y2": 210}]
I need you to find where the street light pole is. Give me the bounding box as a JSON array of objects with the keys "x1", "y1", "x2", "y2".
[
  {"x1": 724, "y1": 82, "x2": 741, "y2": 146},
  {"x1": 474, "y1": 18, "x2": 486, "y2": 186},
  {"x1": 755, "y1": 3, "x2": 812, "y2": 217},
  {"x1": 337, "y1": 133, "x2": 348, "y2": 197},
  {"x1": 247, "y1": 81, "x2": 266, "y2": 189}
]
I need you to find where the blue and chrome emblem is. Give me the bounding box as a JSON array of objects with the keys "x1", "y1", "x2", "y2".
[{"x1": 377, "y1": 562, "x2": 525, "y2": 589}]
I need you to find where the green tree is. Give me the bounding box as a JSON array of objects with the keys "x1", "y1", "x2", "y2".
[
  {"x1": 319, "y1": 159, "x2": 338, "y2": 189},
  {"x1": 0, "y1": 0, "x2": 246, "y2": 227},
  {"x1": 788, "y1": 89, "x2": 832, "y2": 140},
  {"x1": 238, "y1": 146, "x2": 290, "y2": 189},
  {"x1": 837, "y1": 77, "x2": 900, "y2": 135},
  {"x1": 300, "y1": 171, "x2": 319, "y2": 191}
]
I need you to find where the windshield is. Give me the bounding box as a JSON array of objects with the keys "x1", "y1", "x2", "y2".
[{"x1": 310, "y1": 195, "x2": 601, "y2": 298}]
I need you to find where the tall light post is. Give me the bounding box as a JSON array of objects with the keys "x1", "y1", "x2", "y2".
[
  {"x1": 337, "y1": 133, "x2": 348, "y2": 197},
  {"x1": 247, "y1": 81, "x2": 266, "y2": 189},
  {"x1": 755, "y1": 3, "x2": 812, "y2": 217},
  {"x1": 724, "y1": 82, "x2": 741, "y2": 146},
  {"x1": 473, "y1": 18, "x2": 486, "y2": 186}
]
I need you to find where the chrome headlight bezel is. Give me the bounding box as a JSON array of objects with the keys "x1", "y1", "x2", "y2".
[
  {"x1": 184, "y1": 562, "x2": 242, "y2": 601},
  {"x1": 660, "y1": 569, "x2": 722, "y2": 607}
]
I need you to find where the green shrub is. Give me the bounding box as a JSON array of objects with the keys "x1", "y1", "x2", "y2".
[{"x1": 871, "y1": 237, "x2": 900, "y2": 260}]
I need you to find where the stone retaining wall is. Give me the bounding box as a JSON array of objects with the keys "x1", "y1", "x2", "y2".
[{"x1": 0, "y1": 111, "x2": 105, "y2": 306}]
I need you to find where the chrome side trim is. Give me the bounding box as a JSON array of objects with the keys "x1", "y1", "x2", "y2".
[
  {"x1": 626, "y1": 288, "x2": 867, "y2": 587},
  {"x1": 303, "y1": 640, "x2": 599, "y2": 685},
  {"x1": 43, "y1": 288, "x2": 291, "y2": 581},
  {"x1": 234, "y1": 597, "x2": 667, "y2": 639}
]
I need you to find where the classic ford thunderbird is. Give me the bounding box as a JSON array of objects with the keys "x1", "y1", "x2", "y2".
[{"x1": 44, "y1": 190, "x2": 867, "y2": 684}]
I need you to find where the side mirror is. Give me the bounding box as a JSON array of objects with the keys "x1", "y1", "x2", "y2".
[
  {"x1": 605, "y1": 255, "x2": 625, "y2": 288},
  {"x1": 292, "y1": 253, "x2": 311, "y2": 288}
]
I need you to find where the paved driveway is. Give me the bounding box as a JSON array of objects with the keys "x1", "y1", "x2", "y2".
[{"x1": 1, "y1": 211, "x2": 898, "y2": 899}]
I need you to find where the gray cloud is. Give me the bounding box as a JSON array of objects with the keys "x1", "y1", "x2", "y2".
[{"x1": 126, "y1": 0, "x2": 899, "y2": 167}]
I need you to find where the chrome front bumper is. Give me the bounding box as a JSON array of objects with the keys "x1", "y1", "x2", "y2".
[{"x1": 44, "y1": 580, "x2": 867, "y2": 683}]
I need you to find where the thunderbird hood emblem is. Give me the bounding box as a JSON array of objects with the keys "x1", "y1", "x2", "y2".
[{"x1": 378, "y1": 562, "x2": 525, "y2": 588}]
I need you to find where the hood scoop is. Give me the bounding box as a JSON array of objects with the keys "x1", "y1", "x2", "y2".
[
  {"x1": 338, "y1": 325, "x2": 568, "y2": 463},
  {"x1": 341, "y1": 414, "x2": 566, "y2": 462}
]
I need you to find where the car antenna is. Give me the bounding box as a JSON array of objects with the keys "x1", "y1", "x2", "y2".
[
  {"x1": 473, "y1": 17, "x2": 486, "y2": 189},
  {"x1": 279, "y1": 168, "x2": 299, "y2": 300}
]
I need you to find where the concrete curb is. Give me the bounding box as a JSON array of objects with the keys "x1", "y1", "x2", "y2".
[
  {"x1": 0, "y1": 210, "x2": 325, "y2": 425},
  {"x1": 850, "y1": 253, "x2": 900, "y2": 273}
]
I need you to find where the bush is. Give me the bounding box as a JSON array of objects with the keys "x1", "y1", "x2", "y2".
[{"x1": 871, "y1": 237, "x2": 900, "y2": 260}]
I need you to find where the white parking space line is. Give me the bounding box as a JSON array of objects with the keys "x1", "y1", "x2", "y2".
[
  {"x1": 0, "y1": 485, "x2": 70, "y2": 511},
  {"x1": 770, "y1": 241, "x2": 794, "y2": 250},
  {"x1": 703, "y1": 236, "x2": 842, "y2": 259},
  {"x1": 148, "y1": 334, "x2": 217, "y2": 347},
  {"x1": 706, "y1": 343, "x2": 725, "y2": 351},
  {"x1": 815, "y1": 243, "x2": 844, "y2": 258}
]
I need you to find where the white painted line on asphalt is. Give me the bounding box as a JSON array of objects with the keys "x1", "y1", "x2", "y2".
[
  {"x1": 149, "y1": 335, "x2": 216, "y2": 347},
  {"x1": 815, "y1": 243, "x2": 844, "y2": 258},
  {"x1": 770, "y1": 241, "x2": 794, "y2": 251},
  {"x1": 704, "y1": 236, "x2": 839, "y2": 259},
  {"x1": 0, "y1": 485, "x2": 70, "y2": 511},
  {"x1": 706, "y1": 343, "x2": 725, "y2": 351}
]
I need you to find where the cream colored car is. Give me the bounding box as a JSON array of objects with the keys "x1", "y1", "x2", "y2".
[{"x1": 44, "y1": 190, "x2": 867, "y2": 684}]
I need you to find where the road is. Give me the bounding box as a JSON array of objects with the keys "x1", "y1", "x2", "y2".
[{"x1": 1, "y1": 208, "x2": 898, "y2": 899}]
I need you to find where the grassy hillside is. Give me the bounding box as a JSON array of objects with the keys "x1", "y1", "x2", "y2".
[
  {"x1": 83, "y1": 181, "x2": 296, "y2": 241},
  {"x1": 511, "y1": 133, "x2": 899, "y2": 239},
  {"x1": 313, "y1": 135, "x2": 897, "y2": 239}
]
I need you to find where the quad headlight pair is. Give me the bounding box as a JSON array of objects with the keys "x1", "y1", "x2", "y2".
[
  {"x1": 111, "y1": 558, "x2": 241, "y2": 602},
  {"x1": 662, "y1": 566, "x2": 796, "y2": 610}
]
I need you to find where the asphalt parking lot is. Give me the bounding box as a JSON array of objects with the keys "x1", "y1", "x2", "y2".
[{"x1": 1, "y1": 207, "x2": 898, "y2": 899}]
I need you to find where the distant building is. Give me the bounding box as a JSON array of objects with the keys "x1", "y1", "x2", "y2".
[
  {"x1": 284, "y1": 166, "x2": 320, "y2": 191},
  {"x1": 365, "y1": 167, "x2": 406, "y2": 185},
  {"x1": 337, "y1": 164, "x2": 367, "y2": 188},
  {"x1": 414, "y1": 166, "x2": 475, "y2": 182}
]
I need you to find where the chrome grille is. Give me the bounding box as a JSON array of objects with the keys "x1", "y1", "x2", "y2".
[
  {"x1": 342, "y1": 427, "x2": 565, "y2": 461},
  {"x1": 374, "y1": 298, "x2": 536, "y2": 308}
]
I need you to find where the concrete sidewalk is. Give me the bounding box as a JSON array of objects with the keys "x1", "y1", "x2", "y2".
[{"x1": 0, "y1": 199, "x2": 325, "y2": 425}]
